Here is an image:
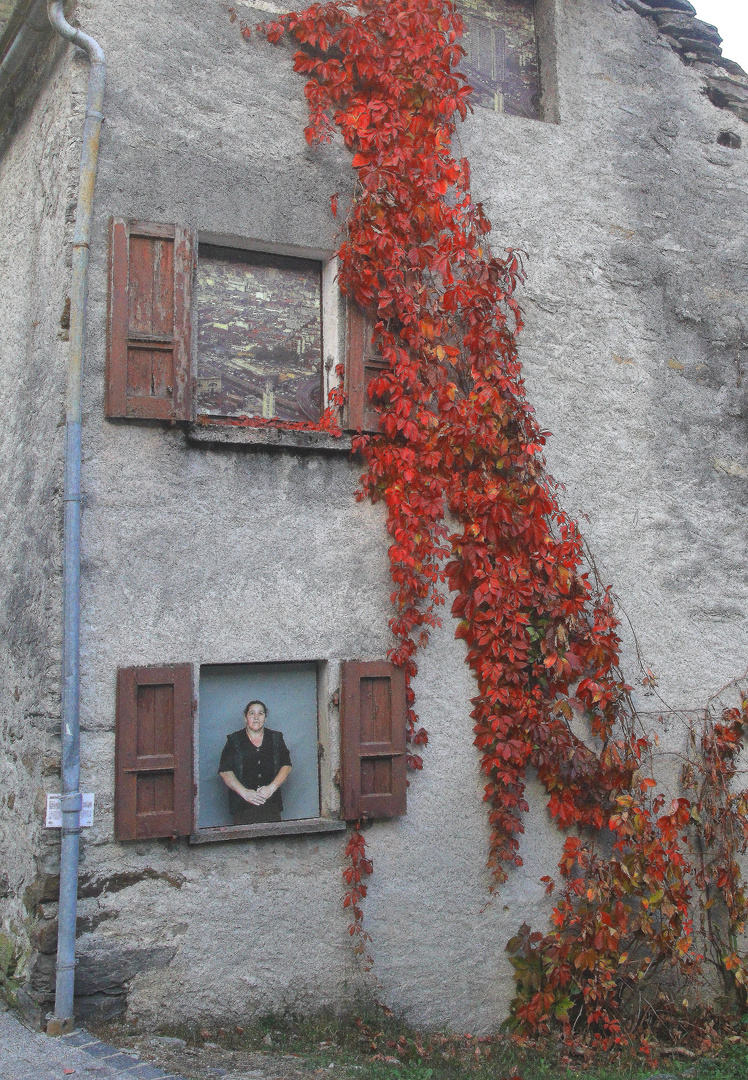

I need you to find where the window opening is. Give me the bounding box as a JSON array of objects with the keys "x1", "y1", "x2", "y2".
[
  {"x1": 195, "y1": 246, "x2": 324, "y2": 423},
  {"x1": 197, "y1": 662, "x2": 321, "y2": 830},
  {"x1": 460, "y1": 0, "x2": 540, "y2": 119}
]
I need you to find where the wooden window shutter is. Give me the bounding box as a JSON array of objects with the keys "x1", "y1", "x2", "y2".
[
  {"x1": 340, "y1": 660, "x2": 407, "y2": 820},
  {"x1": 107, "y1": 220, "x2": 195, "y2": 420},
  {"x1": 345, "y1": 305, "x2": 387, "y2": 433},
  {"x1": 115, "y1": 664, "x2": 193, "y2": 840}
]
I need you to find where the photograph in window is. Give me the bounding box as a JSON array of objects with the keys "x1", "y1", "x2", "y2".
[{"x1": 197, "y1": 662, "x2": 320, "y2": 830}]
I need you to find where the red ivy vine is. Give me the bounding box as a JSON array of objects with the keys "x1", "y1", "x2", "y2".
[{"x1": 234, "y1": 0, "x2": 748, "y2": 1044}]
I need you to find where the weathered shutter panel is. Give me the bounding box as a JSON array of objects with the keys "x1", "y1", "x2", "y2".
[
  {"x1": 345, "y1": 305, "x2": 387, "y2": 433},
  {"x1": 107, "y1": 220, "x2": 194, "y2": 420},
  {"x1": 115, "y1": 664, "x2": 193, "y2": 840},
  {"x1": 340, "y1": 660, "x2": 407, "y2": 820}
]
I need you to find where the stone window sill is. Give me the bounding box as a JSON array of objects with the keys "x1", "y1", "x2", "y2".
[
  {"x1": 187, "y1": 423, "x2": 353, "y2": 453},
  {"x1": 189, "y1": 817, "x2": 347, "y2": 844}
]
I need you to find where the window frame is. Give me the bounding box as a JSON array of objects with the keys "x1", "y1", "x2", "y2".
[
  {"x1": 112, "y1": 657, "x2": 409, "y2": 845},
  {"x1": 189, "y1": 657, "x2": 347, "y2": 845},
  {"x1": 193, "y1": 232, "x2": 342, "y2": 430},
  {"x1": 456, "y1": 0, "x2": 559, "y2": 124},
  {"x1": 106, "y1": 220, "x2": 346, "y2": 439}
]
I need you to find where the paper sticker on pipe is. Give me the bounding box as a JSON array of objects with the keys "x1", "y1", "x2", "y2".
[{"x1": 45, "y1": 793, "x2": 95, "y2": 828}]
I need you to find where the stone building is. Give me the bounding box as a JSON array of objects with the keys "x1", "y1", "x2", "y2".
[{"x1": 0, "y1": 0, "x2": 746, "y2": 1033}]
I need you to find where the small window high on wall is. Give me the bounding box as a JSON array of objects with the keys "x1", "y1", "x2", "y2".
[{"x1": 460, "y1": 0, "x2": 540, "y2": 119}]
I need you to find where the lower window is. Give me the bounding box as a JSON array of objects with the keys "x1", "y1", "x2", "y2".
[
  {"x1": 197, "y1": 661, "x2": 321, "y2": 830},
  {"x1": 113, "y1": 657, "x2": 407, "y2": 843}
]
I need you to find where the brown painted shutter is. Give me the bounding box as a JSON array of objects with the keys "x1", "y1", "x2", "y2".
[
  {"x1": 345, "y1": 305, "x2": 387, "y2": 433},
  {"x1": 107, "y1": 220, "x2": 194, "y2": 420},
  {"x1": 115, "y1": 664, "x2": 193, "y2": 840},
  {"x1": 340, "y1": 660, "x2": 407, "y2": 820}
]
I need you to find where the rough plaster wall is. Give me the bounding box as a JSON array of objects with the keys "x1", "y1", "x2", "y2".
[
  {"x1": 81, "y1": 0, "x2": 747, "y2": 1030},
  {"x1": 4, "y1": 0, "x2": 746, "y2": 1032},
  {"x1": 460, "y1": 0, "x2": 748, "y2": 718},
  {"x1": 0, "y1": 27, "x2": 83, "y2": 1004},
  {"x1": 364, "y1": 618, "x2": 562, "y2": 1031},
  {"x1": 460, "y1": 0, "x2": 748, "y2": 960},
  {"x1": 72, "y1": 0, "x2": 395, "y2": 1027},
  {"x1": 59, "y1": 0, "x2": 555, "y2": 1030}
]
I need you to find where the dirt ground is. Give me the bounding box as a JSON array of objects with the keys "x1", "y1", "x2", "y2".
[{"x1": 94, "y1": 1026, "x2": 354, "y2": 1080}]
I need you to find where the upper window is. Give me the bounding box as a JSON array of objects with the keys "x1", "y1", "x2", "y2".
[
  {"x1": 105, "y1": 220, "x2": 342, "y2": 428},
  {"x1": 460, "y1": 0, "x2": 540, "y2": 119},
  {"x1": 106, "y1": 218, "x2": 393, "y2": 438},
  {"x1": 195, "y1": 247, "x2": 324, "y2": 424}
]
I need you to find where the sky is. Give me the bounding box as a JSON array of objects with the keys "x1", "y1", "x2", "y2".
[{"x1": 691, "y1": 1, "x2": 748, "y2": 70}]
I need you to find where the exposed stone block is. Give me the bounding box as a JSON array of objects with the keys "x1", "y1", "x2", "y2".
[
  {"x1": 29, "y1": 909, "x2": 117, "y2": 954},
  {"x1": 78, "y1": 869, "x2": 185, "y2": 898},
  {"x1": 705, "y1": 76, "x2": 748, "y2": 104},
  {"x1": 22, "y1": 868, "x2": 186, "y2": 914},
  {"x1": 633, "y1": 0, "x2": 696, "y2": 14},
  {"x1": 23, "y1": 942, "x2": 170, "y2": 1014},
  {"x1": 652, "y1": 14, "x2": 723, "y2": 50},
  {"x1": 23, "y1": 872, "x2": 62, "y2": 909},
  {"x1": 622, "y1": 0, "x2": 656, "y2": 15},
  {"x1": 15, "y1": 986, "x2": 52, "y2": 1029},
  {"x1": 651, "y1": 12, "x2": 699, "y2": 33},
  {"x1": 676, "y1": 39, "x2": 723, "y2": 59},
  {"x1": 27, "y1": 950, "x2": 56, "y2": 994},
  {"x1": 691, "y1": 20, "x2": 723, "y2": 46},
  {"x1": 713, "y1": 57, "x2": 748, "y2": 79},
  {"x1": 671, "y1": 33, "x2": 720, "y2": 52},
  {"x1": 704, "y1": 78, "x2": 748, "y2": 122},
  {"x1": 74, "y1": 990, "x2": 128, "y2": 1021},
  {"x1": 29, "y1": 918, "x2": 58, "y2": 954},
  {"x1": 74, "y1": 944, "x2": 177, "y2": 996}
]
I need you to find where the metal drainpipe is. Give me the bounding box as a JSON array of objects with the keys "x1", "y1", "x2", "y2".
[{"x1": 45, "y1": 0, "x2": 105, "y2": 1037}]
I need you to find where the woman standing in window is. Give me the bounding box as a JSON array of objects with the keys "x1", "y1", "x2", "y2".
[{"x1": 218, "y1": 700, "x2": 292, "y2": 824}]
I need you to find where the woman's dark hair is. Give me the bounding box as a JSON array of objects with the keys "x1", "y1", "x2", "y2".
[{"x1": 244, "y1": 699, "x2": 268, "y2": 717}]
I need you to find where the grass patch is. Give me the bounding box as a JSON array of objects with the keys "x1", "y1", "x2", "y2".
[{"x1": 109, "y1": 1007, "x2": 748, "y2": 1080}]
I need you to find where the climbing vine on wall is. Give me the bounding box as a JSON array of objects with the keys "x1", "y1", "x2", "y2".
[{"x1": 233, "y1": 0, "x2": 748, "y2": 1044}]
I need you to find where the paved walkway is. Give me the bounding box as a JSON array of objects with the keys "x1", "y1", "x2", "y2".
[{"x1": 0, "y1": 1008, "x2": 188, "y2": 1080}]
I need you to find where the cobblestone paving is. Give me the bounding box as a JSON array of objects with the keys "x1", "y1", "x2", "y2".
[{"x1": 0, "y1": 1009, "x2": 188, "y2": 1080}]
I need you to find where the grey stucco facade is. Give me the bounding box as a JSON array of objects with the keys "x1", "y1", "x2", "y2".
[{"x1": 0, "y1": 0, "x2": 746, "y2": 1033}]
